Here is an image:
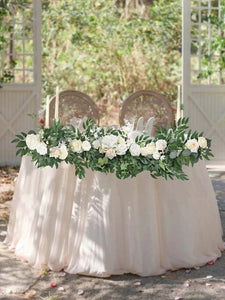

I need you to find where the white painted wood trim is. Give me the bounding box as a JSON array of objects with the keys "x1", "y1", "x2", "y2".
[{"x1": 182, "y1": 0, "x2": 191, "y2": 117}]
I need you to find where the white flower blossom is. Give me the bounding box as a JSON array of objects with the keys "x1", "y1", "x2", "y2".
[
  {"x1": 50, "y1": 144, "x2": 68, "y2": 160},
  {"x1": 25, "y1": 134, "x2": 40, "y2": 150},
  {"x1": 153, "y1": 151, "x2": 161, "y2": 160},
  {"x1": 129, "y1": 143, "x2": 141, "y2": 156},
  {"x1": 106, "y1": 148, "x2": 116, "y2": 159},
  {"x1": 156, "y1": 139, "x2": 167, "y2": 151},
  {"x1": 70, "y1": 139, "x2": 83, "y2": 153},
  {"x1": 93, "y1": 139, "x2": 100, "y2": 149},
  {"x1": 99, "y1": 147, "x2": 106, "y2": 154},
  {"x1": 101, "y1": 135, "x2": 118, "y2": 149},
  {"x1": 82, "y1": 140, "x2": 91, "y2": 151},
  {"x1": 146, "y1": 142, "x2": 156, "y2": 155},
  {"x1": 36, "y1": 142, "x2": 47, "y2": 155},
  {"x1": 59, "y1": 144, "x2": 68, "y2": 160},
  {"x1": 140, "y1": 147, "x2": 149, "y2": 157},
  {"x1": 198, "y1": 137, "x2": 207, "y2": 149},
  {"x1": 117, "y1": 135, "x2": 125, "y2": 144},
  {"x1": 116, "y1": 142, "x2": 128, "y2": 155},
  {"x1": 50, "y1": 146, "x2": 61, "y2": 158},
  {"x1": 186, "y1": 139, "x2": 199, "y2": 153}
]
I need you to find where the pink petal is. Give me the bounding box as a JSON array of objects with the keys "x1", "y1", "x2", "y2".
[
  {"x1": 183, "y1": 282, "x2": 190, "y2": 287},
  {"x1": 185, "y1": 269, "x2": 191, "y2": 273},
  {"x1": 206, "y1": 283, "x2": 212, "y2": 287},
  {"x1": 134, "y1": 281, "x2": 141, "y2": 286}
]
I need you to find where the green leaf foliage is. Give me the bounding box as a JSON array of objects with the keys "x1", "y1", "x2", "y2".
[{"x1": 12, "y1": 118, "x2": 213, "y2": 181}]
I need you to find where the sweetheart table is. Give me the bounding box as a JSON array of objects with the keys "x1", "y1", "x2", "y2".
[{"x1": 5, "y1": 155, "x2": 224, "y2": 277}]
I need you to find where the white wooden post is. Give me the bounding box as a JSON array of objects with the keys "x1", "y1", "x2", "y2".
[
  {"x1": 182, "y1": 0, "x2": 225, "y2": 166},
  {"x1": 0, "y1": 1, "x2": 42, "y2": 166}
]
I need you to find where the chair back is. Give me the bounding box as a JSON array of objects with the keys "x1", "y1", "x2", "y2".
[
  {"x1": 119, "y1": 90, "x2": 173, "y2": 134},
  {"x1": 48, "y1": 90, "x2": 99, "y2": 126}
]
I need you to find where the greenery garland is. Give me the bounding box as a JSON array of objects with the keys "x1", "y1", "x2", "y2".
[{"x1": 12, "y1": 118, "x2": 213, "y2": 181}]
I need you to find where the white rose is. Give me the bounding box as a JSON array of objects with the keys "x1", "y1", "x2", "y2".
[
  {"x1": 82, "y1": 140, "x2": 91, "y2": 151},
  {"x1": 117, "y1": 135, "x2": 125, "y2": 144},
  {"x1": 153, "y1": 151, "x2": 161, "y2": 160},
  {"x1": 36, "y1": 142, "x2": 47, "y2": 155},
  {"x1": 106, "y1": 148, "x2": 116, "y2": 160},
  {"x1": 93, "y1": 139, "x2": 100, "y2": 149},
  {"x1": 116, "y1": 142, "x2": 128, "y2": 155},
  {"x1": 99, "y1": 147, "x2": 107, "y2": 154},
  {"x1": 101, "y1": 135, "x2": 118, "y2": 149},
  {"x1": 156, "y1": 139, "x2": 167, "y2": 151},
  {"x1": 59, "y1": 144, "x2": 68, "y2": 160},
  {"x1": 198, "y1": 137, "x2": 207, "y2": 149},
  {"x1": 140, "y1": 147, "x2": 149, "y2": 156},
  {"x1": 186, "y1": 138, "x2": 199, "y2": 153},
  {"x1": 146, "y1": 142, "x2": 156, "y2": 155},
  {"x1": 50, "y1": 147, "x2": 61, "y2": 158},
  {"x1": 70, "y1": 139, "x2": 83, "y2": 153},
  {"x1": 25, "y1": 134, "x2": 40, "y2": 150},
  {"x1": 129, "y1": 143, "x2": 141, "y2": 156}
]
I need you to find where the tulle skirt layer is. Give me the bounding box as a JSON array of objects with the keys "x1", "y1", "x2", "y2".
[{"x1": 5, "y1": 156, "x2": 224, "y2": 277}]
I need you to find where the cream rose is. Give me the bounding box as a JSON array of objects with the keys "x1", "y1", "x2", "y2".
[
  {"x1": 82, "y1": 140, "x2": 91, "y2": 151},
  {"x1": 50, "y1": 146, "x2": 61, "y2": 158},
  {"x1": 59, "y1": 144, "x2": 68, "y2": 160},
  {"x1": 36, "y1": 142, "x2": 47, "y2": 155},
  {"x1": 92, "y1": 139, "x2": 100, "y2": 149},
  {"x1": 129, "y1": 143, "x2": 141, "y2": 156},
  {"x1": 156, "y1": 139, "x2": 167, "y2": 151},
  {"x1": 140, "y1": 147, "x2": 149, "y2": 156},
  {"x1": 70, "y1": 139, "x2": 83, "y2": 153},
  {"x1": 106, "y1": 148, "x2": 116, "y2": 159},
  {"x1": 116, "y1": 143, "x2": 128, "y2": 155},
  {"x1": 117, "y1": 135, "x2": 125, "y2": 144},
  {"x1": 25, "y1": 134, "x2": 40, "y2": 150},
  {"x1": 101, "y1": 135, "x2": 118, "y2": 149},
  {"x1": 146, "y1": 142, "x2": 156, "y2": 155},
  {"x1": 186, "y1": 139, "x2": 199, "y2": 153},
  {"x1": 198, "y1": 137, "x2": 207, "y2": 149},
  {"x1": 153, "y1": 151, "x2": 161, "y2": 160}
]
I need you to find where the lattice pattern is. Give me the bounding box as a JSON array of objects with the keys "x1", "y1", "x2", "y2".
[
  {"x1": 0, "y1": 1, "x2": 34, "y2": 83},
  {"x1": 190, "y1": 0, "x2": 224, "y2": 85},
  {"x1": 49, "y1": 90, "x2": 99, "y2": 126},
  {"x1": 119, "y1": 90, "x2": 173, "y2": 134}
]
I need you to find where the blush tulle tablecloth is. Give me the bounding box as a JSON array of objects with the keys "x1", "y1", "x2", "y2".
[{"x1": 5, "y1": 156, "x2": 224, "y2": 277}]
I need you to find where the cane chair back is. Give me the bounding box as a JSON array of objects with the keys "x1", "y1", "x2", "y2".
[
  {"x1": 48, "y1": 90, "x2": 99, "y2": 126},
  {"x1": 119, "y1": 90, "x2": 173, "y2": 134}
]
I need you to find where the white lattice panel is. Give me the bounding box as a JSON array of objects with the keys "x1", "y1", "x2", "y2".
[
  {"x1": 183, "y1": 1, "x2": 225, "y2": 165},
  {"x1": 0, "y1": 1, "x2": 41, "y2": 166}
]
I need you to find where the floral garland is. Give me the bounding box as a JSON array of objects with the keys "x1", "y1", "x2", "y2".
[{"x1": 12, "y1": 118, "x2": 213, "y2": 180}]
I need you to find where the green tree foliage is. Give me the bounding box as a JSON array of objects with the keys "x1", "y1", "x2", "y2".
[
  {"x1": 198, "y1": 1, "x2": 225, "y2": 82},
  {"x1": 0, "y1": 0, "x2": 14, "y2": 85},
  {"x1": 41, "y1": 0, "x2": 182, "y2": 122}
]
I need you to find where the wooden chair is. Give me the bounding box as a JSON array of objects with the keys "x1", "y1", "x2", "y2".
[
  {"x1": 119, "y1": 90, "x2": 173, "y2": 134},
  {"x1": 48, "y1": 89, "x2": 99, "y2": 126}
]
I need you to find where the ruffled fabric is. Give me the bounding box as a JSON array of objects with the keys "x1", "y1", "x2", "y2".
[{"x1": 5, "y1": 156, "x2": 224, "y2": 277}]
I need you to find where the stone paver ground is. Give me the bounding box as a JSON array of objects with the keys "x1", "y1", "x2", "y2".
[{"x1": 0, "y1": 168, "x2": 225, "y2": 300}]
